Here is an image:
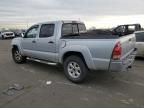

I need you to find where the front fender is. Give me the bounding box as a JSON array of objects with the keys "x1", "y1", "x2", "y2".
[{"x1": 11, "y1": 38, "x2": 24, "y2": 55}]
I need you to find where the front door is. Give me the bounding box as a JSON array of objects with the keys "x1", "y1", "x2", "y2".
[{"x1": 21, "y1": 25, "x2": 39, "y2": 58}]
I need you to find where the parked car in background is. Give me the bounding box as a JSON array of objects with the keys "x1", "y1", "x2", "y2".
[
  {"x1": 0, "y1": 31, "x2": 15, "y2": 39},
  {"x1": 135, "y1": 31, "x2": 144, "y2": 57},
  {"x1": 13, "y1": 31, "x2": 22, "y2": 37},
  {"x1": 112, "y1": 24, "x2": 141, "y2": 36},
  {"x1": 11, "y1": 20, "x2": 137, "y2": 83},
  {"x1": 11, "y1": 29, "x2": 26, "y2": 38}
]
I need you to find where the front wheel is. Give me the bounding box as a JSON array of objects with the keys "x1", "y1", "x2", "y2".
[
  {"x1": 12, "y1": 48, "x2": 26, "y2": 64},
  {"x1": 63, "y1": 56, "x2": 88, "y2": 83}
]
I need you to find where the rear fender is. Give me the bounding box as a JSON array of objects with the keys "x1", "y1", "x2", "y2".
[{"x1": 59, "y1": 45, "x2": 95, "y2": 70}]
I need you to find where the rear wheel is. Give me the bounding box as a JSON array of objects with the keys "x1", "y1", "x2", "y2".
[
  {"x1": 12, "y1": 48, "x2": 26, "y2": 64},
  {"x1": 64, "y1": 56, "x2": 88, "y2": 83}
]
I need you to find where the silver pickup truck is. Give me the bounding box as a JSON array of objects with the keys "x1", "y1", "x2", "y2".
[{"x1": 11, "y1": 20, "x2": 137, "y2": 83}]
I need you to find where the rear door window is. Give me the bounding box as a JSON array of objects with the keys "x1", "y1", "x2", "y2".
[
  {"x1": 136, "y1": 32, "x2": 144, "y2": 42},
  {"x1": 39, "y1": 24, "x2": 55, "y2": 38}
]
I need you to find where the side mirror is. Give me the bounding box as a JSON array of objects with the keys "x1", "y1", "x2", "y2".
[{"x1": 21, "y1": 33, "x2": 24, "y2": 38}]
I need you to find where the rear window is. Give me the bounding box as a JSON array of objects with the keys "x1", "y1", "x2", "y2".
[
  {"x1": 39, "y1": 24, "x2": 55, "y2": 38},
  {"x1": 62, "y1": 23, "x2": 79, "y2": 36},
  {"x1": 136, "y1": 32, "x2": 144, "y2": 42},
  {"x1": 72, "y1": 24, "x2": 79, "y2": 34},
  {"x1": 78, "y1": 23, "x2": 86, "y2": 33},
  {"x1": 62, "y1": 23, "x2": 86, "y2": 37},
  {"x1": 62, "y1": 24, "x2": 73, "y2": 36}
]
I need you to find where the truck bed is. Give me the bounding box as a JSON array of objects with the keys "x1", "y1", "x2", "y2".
[{"x1": 62, "y1": 30, "x2": 119, "y2": 39}]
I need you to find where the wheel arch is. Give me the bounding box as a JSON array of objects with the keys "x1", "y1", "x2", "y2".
[
  {"x1": 12, "y1": 45, "x2": 19, "y2": 50},
  {"x1": 62, "y1": 51, "x2": 88, "y2": 69},
  {"x1": 12, "y1": 44, "x2": 24, "y2": 55}
]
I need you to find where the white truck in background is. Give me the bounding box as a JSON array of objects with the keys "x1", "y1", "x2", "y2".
[{"x1": 0, "y1": 31, "x2": 15, "y2": 39}]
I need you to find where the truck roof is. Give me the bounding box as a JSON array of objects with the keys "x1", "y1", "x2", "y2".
[{"x1": 37, "y1": 20, "x2": 84, "y2": 25}]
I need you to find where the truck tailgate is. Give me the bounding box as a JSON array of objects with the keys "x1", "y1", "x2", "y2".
[
  {"x1": 109, "y1": 34, "x2": 136, "y2": 72},
  {"x1": 120, "y1": 34, "x2": 136, "y2": 58}
]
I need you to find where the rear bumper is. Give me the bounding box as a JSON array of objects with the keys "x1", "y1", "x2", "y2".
[
  {"x1": 109, "y1": 61, "x2": 131, "y2": 72},
  {"x1": 109, "y1": 49, "x2": 137, "y2": 72}
]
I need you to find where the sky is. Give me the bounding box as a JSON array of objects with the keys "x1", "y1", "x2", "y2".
[{"x1": 0, "y1": 0, "x2": 144, "y2": 29}]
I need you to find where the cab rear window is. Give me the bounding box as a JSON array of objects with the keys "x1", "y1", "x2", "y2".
[
  {"x1": 78, "y1": 23, "x2": 86, "y2": 33},
  {"x1": 62, "y1": 23, "x2": 86, "y2": 37}
]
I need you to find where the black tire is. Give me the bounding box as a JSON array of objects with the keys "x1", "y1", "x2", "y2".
[
  {"x1": 12, "y1": 48, "x2": 26, "y2": 64},
  {"x1": 63, "y1": 55, "x2": 88, "y2": 83}
]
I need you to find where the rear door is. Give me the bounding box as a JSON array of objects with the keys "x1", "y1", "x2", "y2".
[
  {"x1": 135, "y1": 32, "x2": 144, "y2": 56},
  {"x1": 35, "y1": 24, "x2": 56, "y2": 62}
]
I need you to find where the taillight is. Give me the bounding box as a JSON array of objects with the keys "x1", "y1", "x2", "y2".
[{"x1": 112, "y1": 42, "x2": 122, "y2": 60}]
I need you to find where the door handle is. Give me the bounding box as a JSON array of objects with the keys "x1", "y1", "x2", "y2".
[
  {"x1": 48, "y1": 41, "x2": 54, "y2": 44},
  {"x1": 32, "y1": 40, "x2": 36, "y2": 43}
]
